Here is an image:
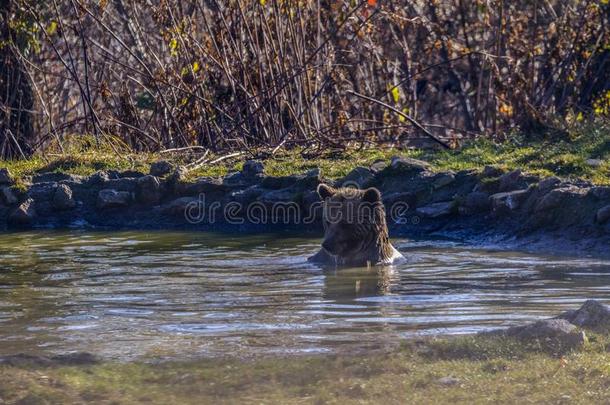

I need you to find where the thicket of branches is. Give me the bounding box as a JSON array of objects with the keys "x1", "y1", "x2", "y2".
[{"x1": 0, "y1": 0, "x2": 608, "y2": 159}]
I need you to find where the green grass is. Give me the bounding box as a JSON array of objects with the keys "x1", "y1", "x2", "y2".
[
  {"x1": 1, "y1": 122, "x2": 608, "y2": 185},
  {"x1": 2, "y1": 334, "x2": 610, "y2": 404}
]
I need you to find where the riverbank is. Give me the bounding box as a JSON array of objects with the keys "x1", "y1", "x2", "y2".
[
  {"x1": 3, "y1": 301, "x2": 610, "y2": 404},
  {"x1": 1, "y1": 132, "x2": 609, "y2": 257}
]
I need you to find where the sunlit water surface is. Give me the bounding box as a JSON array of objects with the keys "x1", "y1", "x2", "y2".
[{"x1": 1, "y1": 231, "x2": 609, "y2": 361}]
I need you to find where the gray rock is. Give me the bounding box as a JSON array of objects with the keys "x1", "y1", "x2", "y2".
[
  {"x1": 589, "y1": 186, "x2": 610, "y2": 201},
  {"x1": 97, "y1": 189, "x2": 132, "y2": 209},
  {"x1": 242, "y1": 160, "x2": 265, "y2": 177},
  {"x1": 258, "y1": 188, "x2": 295, "y2": 203},
  {"x1": 9, "y1": 198, "x2": 36, "y2": 225},
  {"x1": 339, "y1": 166, "x2": 374, "y2": 188},
  {"x1": 230, "y1": 186, "x2": 265, "y2": 205},
  {"x1": 432, "y1": 172, "x2": 455, "y2": 189},
  {"x1": 103, "y1": 178, "x2": 138, "y2": 192},
  {"x1": 136, "y1": 175, "x2": 161, "y2": 205},
  {"x1": 161, "y1": 196, "x2": 200, "y2": 216},
  {"x1": 416, "y1": 201, "x2": 454, "y2": 218},
  {"x1": 52, "y1": 184, "x2": 76, "y2": 210},
  {"x1": 167, "y1": 166, "x2": 189, "y2": 194},
  {"x1": 369, "y1": 160, "x2": 387, "y2": 173},
  {"x1": 557, "y1": 300, "x2": 610, "y2": 332},
  {"x1": 596, "y1": 205, "x2": 610, "y2": 224},
  {"x1": 535, "y1": 186, "x2": 587, "y2": 212},
  {"x1": 87, "y1": 171, "x2": 110, "y2": 185},
  {"x1": 498, "y1": 169, "x2": 527, "y2": 192},
  {"x1": 480, "y1": 165, "x2": 506, "y2": 178},
  {"x1": 585, "y1": 158, "x2": 603, "y2": 167},
  {"x1": 537, "y1": 177, "x2": 562, "y2": 194},
  {"x1": 0, "y1": 168, "x2": 13, "y2": 185},
  {"x1": 390, "y1": 156, "x2": 430, "y2": 173},
  {"x1": 149, "y1": 160, "x2": 175, "y2": 177},
  {"x1": 460, "y1": 191, "x2": 490, "y2": 215},
  {"x1": 437, "y1": 377, "x2": 461, "y2": 386},
  {"x1": 490, "y1": 189, "x2": 530, "y2": 211},
  {"x1": 32, "y1": 172, "x2": 84, "y2": 184},
  {"x1": 503, "y1": 319, "x2": 586, "y2": 349},
  {"x1": 0, "y1": 186, "x2": 18, "y2": 205},
  {"x1": 185, "y1": 177, "x2": 228, "y2": 195},
  {"x1": 383, "y1": 192, "x2": 417, "y2": 210}
]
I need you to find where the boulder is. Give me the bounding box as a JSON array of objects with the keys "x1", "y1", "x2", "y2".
[
  {"x1": 585, "y1": 158, "x2": 603, "y2": 167},
  {"x1": 596, "y1": 205, "x2": 610, "y2": 224},
  {"x1": 97, "y1": 189, "x2": 132, "y2": 209},
  {"x1": 9, "y1": 198, "x2": 36, "y2": 225},
  {"x1": 161, "y1": 196, "x2": 200, "y2": 216},
  {"x1": 383, "y1": 192, "x2": 418, "y2": 210},
  {"x1": 87, "y1": 171, "x2": 110, "y2": 185},
  {"x1": 557, "y1": 300, "x2": 610, "y2": 332},
  {"x1": 52, "y1": 184, "x2": 76, "y2": 210},
  {"x1": 589, "y1": 186, "x2": 610, "y2": 201},
  {"x1": 167, "y1": 166, "x2": 189, "y2": 195},
  {"x1": 0, "y1": 168, "x2": 14, "y2": 185},
  {"x1": 369, "y1": 160, "x2": 387, "y2": 173},
  {"x1": 535, "y1": 186, "x2": 587, "y2": 212},
  {"x1": 135, "y1": 175, "x2": 162, "y2": 205},
  {"x1": 498, "y1": 169, "x2": 528, "y2": 192},
  {"x1": 185, "y1": 177, "x2": 228, "y2": 195},
  {"x1": 338, "y1": 166, "x2": 374, "y2": 188},
  {"x1": 416, "y1": 201, "x2": 454, "y2": 218},
  {"x1": 32, "y1": 173, "x2": 84, "y2": 184},
  {"x1": 537, "y1": 177, "x2": 561, "y2": 194},
  {"x1": 480, "y1": 165, "x2": 506, "y2": 178},
  {"x1": 390, "y1": 156, "x2": 431, "y2": 173},
  {"x1": 242, "y1": 160, "x2": 265, "y2": 177},
  {"x1": 103, "y1": 178, "x2": 138, "y2": 192},
  {"x1": 258, "y1": 188, "x2": 296, "y2": 203},
  {"x1": 432, "y1": 172, "x2": 455, "y2": 189},
  {"x1": 149, "y1": 160, "x2": 175, "y2": 177},
  {"x1": 490, "y1": 189, "x2": 530, "y2": 212},
  {"x1": 501, "y1": 319, "x2": 586, "y2": 350},
  {"x1": 460, "y1": 191, "x2": 491, "y2": 215},
  {"x1": 0, "y1": 186, "x2": 18, "y2": 205}
]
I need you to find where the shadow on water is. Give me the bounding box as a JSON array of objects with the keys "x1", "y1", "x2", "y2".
[{"x1": 1, "y1": 230, "x2": 610, "y2": 360}]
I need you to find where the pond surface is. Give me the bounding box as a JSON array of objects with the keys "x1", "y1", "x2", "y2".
[{"x1": 1, "y1": 231, "x2": 609, "y2": 361}]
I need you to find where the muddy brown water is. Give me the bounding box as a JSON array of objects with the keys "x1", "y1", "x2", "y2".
[{"x1": 1, "y1": 231, "x2": 609, "y2": 361}]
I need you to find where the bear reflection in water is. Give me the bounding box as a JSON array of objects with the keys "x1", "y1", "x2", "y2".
[{"x1": 322, "y1": 266, "x2": 395, "y2": 301}]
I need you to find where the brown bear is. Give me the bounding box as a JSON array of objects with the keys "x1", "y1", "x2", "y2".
[{"x1": 308, "y1": 184, "x2": 404, "y2": 266}]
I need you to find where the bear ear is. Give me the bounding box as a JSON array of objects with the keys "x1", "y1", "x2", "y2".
[
  {"x1": 362, "y1": 187, "x2": 382, "y2": 203},
  {"x1": 317, "y1": 184, "x2": 336, "y2": 200}
]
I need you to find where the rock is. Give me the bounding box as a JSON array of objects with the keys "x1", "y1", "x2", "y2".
[
  {"x1": 437, "y1": 377, "x2": 461, "y2": 386},
  {"x1": 490, "y1": 189, "x2": 530, "y2": 212},
  {"x1": 416, "y1": 201, "x2": 454, "y2": 218},
  {"x1": 230, "y1": 186, "x2": 265, "y2": 205},
  {"x1": 383, "y1": 192, "x2": 417, "y2": 210},
  {"x1": 596, "y1": 205, "x2": 610, "y2": 224},
  {"x1": 557, "y1": 300, "x2": 610, "y2": 332},
  {"x1": 535, "y1": 186, "x2": 587, "y2": 212},
  {"x1": 502, "y1": 319, "x2": 586, "y2": 350},
  {"x1": 0, "y1": 186, "x2": 18, "y2": 205},
  {"x1": 32, "y1": 172, "x2": 84, "y2": 184},
  {"x1": 150, "y1": 160, "x2": 175, "y2": 177},
  {"x1": 242, "y1": 160, "x2": 265, "y2": 177},
  {"x1": 369, "y1": 160, "x2": 387, "y2": 173},
  {"x1": 167, "y1": 166, "x2": 189, "y2": 194},
  {"x1": 390, "y1": 156, "x2": 431, "y2": 173},
  {"x1": 589, "y1": 186, "x2": 610, "y2": 201},
  {"x1": 338, "y1": 166, "x2": 374, "y2": 188},
  {"x1": 0, "y1": 168, "x2": 14, "y2": 185},
  {"x1": 432, "y1": 172, "x2": 455, "y2": 189},
  {"x1": 52, "y1": 184, "x2": 76, "y2": 210},
  {"x1": 97, "y1": 189, "x2": 132, "y2": 209},
  {"x1": 585, "y1": 158, "x2": 603, "y2": 167},
  {"x1": 185, "y1": 177, "x2": 228, "y2": 195},
  {"x1": 161, "y1": 196, "x2": 200, "y2": 216},
  {"x1": 136, "y1": 175, "x2": 162, "y2": 205},
  {"x1": 480, "y1": 165, "x2": 505, "y2": 178},
  {"x1": 87, "y1": 170, "x2": 110, "y2": 185},
  {"x1": 498, "y1": 169, "x2": 527, "y2": 192},
  {"x1": 460, "y1": 191, "x2": 490, "y2": 215},
  {"x1": 537, "y1": 177, "x2": 562, "y2": 194},
  {"x1": 9, "y1": 198, "x2": 36, "y2": 225},
  {"x1": 258, "y1": 188, "x2": 296, "y2": 203},
  {"x1": 103, "y1": 178, "x2": 138, "y2": 192}
]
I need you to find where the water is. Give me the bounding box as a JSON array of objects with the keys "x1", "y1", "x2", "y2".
[{"x1": 1, "y1": 231, "x2": 609, "y2": 361}]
